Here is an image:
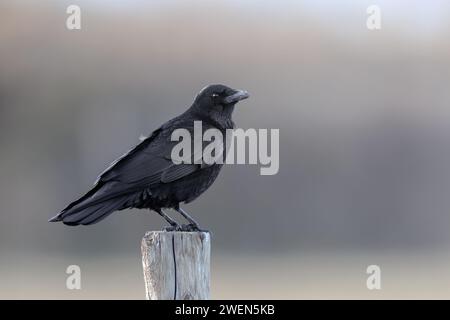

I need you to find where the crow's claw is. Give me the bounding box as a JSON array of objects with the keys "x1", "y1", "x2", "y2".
[
  {"x1": 163, "y1": 224, "x2": 181, "y2": 232},
  {"x1": 180, "y1": 223, "x2": 209, "y2": 233}
]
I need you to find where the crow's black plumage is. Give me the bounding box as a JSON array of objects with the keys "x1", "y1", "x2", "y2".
[{"x1": 49, "y1": 84, "x2": 249, "y2": 230}]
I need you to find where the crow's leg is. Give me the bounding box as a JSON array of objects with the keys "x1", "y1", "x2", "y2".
[
  {"x1": 175, "y1": 206, "x2": 199, "y2": 227},
  {"x1": 155, "y1": 209, "x2": 180, "y2": 231},
  {"x1": 174, "y1": 206, "x2": 207, "y2": 232}
]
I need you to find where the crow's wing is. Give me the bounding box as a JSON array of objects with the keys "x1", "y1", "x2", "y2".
[
  {"x1": 94, "y1": 127, "x2": 165, "y2": 185},
  {"x1": 53, "y1": 119, "x2": 224, "y2": 222},
  {"x1": 98, "y1": 127, "x2": 204, "y2": 187},
  {"x1": 51, "y1": 125, "x2": 202, "y2": 223}
]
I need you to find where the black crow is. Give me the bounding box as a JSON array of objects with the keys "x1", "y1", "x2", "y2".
[{"x1": 49, "y1": 84, "x2": 249, "y2": 230}]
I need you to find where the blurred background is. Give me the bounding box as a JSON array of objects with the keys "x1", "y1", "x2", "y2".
[{"x1": 2, "y1": 0, "x2": 450, "y2": 299}]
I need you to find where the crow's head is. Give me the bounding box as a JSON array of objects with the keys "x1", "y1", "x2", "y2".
[{"x1": 191, "y1": 84, "x2": 249, "y2": 126}]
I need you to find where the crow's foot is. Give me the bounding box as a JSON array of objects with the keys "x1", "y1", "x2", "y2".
[
  {"x1": 163, "y1": 224, "x2": 181, "y2": 232},
  {"x1": 180, "y1": 223, "x2": 209, "y2": 233}
]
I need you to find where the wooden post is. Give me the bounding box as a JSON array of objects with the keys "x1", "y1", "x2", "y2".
[{"x1": 141, "y1": 231, "x2": 211, "y2": 300}]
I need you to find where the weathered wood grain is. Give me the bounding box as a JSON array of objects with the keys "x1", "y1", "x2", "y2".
[{"x1": 141, "y1": 231, "x2": 210, "y2": 300}]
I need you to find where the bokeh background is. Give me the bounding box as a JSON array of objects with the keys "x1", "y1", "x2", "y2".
[{"x1": 2, "y1": 0, "x2": 450, "y2": 299}]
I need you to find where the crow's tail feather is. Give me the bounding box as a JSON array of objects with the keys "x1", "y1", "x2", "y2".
[
  {"x1": 49, "y1": 182, "x2": 132, "y2": 226},
  {"x1": 50, "y1": 195, "x2": 130, "y2": 226}
]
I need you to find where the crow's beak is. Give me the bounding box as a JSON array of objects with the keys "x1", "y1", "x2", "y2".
[{"x1": 223, "y1": 90, "x2": 250, "y2": 104}]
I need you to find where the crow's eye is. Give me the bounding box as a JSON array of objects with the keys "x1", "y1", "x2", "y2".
[{"x1": 211, "y1": 93, "x2": 219, "y2": 98}]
